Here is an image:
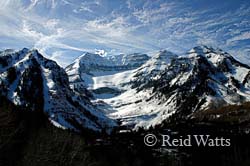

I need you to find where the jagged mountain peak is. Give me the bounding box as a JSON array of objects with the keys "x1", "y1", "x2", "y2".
[
  {"x1": 152, "y1": 50, "x2": 177, "y2": 62},
  {"x1": 130, "y1": 50, "x2": 177, "y2": 85},
  {"x1": 0, "y1": 48, "x2": 117, "y2": 133},
  {"x1": 110, "y1": 46, "x2": 250, "y2": 129},
  {"x1": 156, "y1": 49, "x2": 176, "y2": 55},
  {"x1": 189, "y1": 45, "x2": 221, "y2": 53},
  {"x1": 65, "y1": 52, "x2": 150, "y2": 91},
  {"x1": 78, "y1": 52, "x2": 103, "y2": 60},
  {"x1": 188, "y1": 45, "x2": 230, "y2": 59},
  {"x1": 77, "y1": 52, "x2": 112, "y2": 66},
  {"x1": 187, "y1": 46, "x2": 250, "y2": 72},
  {"x1": 5, "y1": 47, "x2": 250, "y2": 131}
]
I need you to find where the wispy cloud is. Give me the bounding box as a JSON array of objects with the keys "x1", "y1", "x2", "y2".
[
  {"x1": 0, "y1": 0, "x2": 249, "y2": 66},
  {"x1": 227, "y1": 32, "x2": 250, "y2": 44}
]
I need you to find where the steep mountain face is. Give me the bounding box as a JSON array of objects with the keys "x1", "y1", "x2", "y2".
[
  {"x1": 67, "y1": 46, "x2": 250, "y2": 130},
  {"x1": 65, "y1": 52, "x2": 150, "y2": 95},
  {"x1": 106, "y1": 53, "x2": 150, "y2": 68},
  {"x1": 101, "y1": 50, "x2": 179, "y2": 128},
  {"x1": 123, "y1": 46, "x2": 250, "y2": 128},
  {"x1": 0, "y1": 48, "x2": 116, "y2": 132},
  {"x1": 4, "y1": 46, "x2": 249, "y2": 131},
  {"x1": 131, "y1": 50, "x2": 177, "y2": 89},
  {"x1": 149, "y1": 46, "x2": 250, "y2": 109},
  {"x1": 65, "y1": 49, "x2": 178, "y2": 128}
]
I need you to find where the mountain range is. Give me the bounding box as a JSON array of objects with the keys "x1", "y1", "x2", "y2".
[
  {"x1": 1, "y1": 46, "x2": 250, "y2": 132},
  {"x1": 0, "y1": 48, "x2": 116, "y2": 133}
]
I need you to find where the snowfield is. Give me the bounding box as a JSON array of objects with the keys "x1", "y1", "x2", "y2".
[
  {"x1": 2, "y1": 46, "x2": 250, "y2": 132},
  {"x1": 67, "y1": 46, "x2": 250, "y2": 130}
]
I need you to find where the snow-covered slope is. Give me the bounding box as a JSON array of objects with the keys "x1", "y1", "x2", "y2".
[
  {"x1": 100, "y1": 50, "x2": 178, "y2": 128},
  {"x1": 0, "y1": 48, "x2": 116, "y2": 132},
  {"x1": 130, "y1": 50, "x2": 177, "y2": 89},
  {"x1": 66, "y1": 49, "x2": 179, "y2": 129},
  {"x1": 66, "y1": 46, "x2": 250, "y2": 130},
  {"x1": 118, "y1": 46, "x2": 250, "y2": 128},
  {"x1": 13, "y1": 45, "x2": 248, "y2": 131},
  {"x1": 65, "y1": 52, "x2": 150, "y2": 95}
]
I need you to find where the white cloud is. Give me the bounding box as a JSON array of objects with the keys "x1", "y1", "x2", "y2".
[
  {"x1": 73, "y1": 1, "x2": 100, "y2": 13},
  {"x1": 45, "y1": 19, "x2": 60, "y2": 29},
  {"x1": 21, "y1": 20, "x2": 44, "y2": 40},
  {"x1": 25, "y1": 0, "x2": 40, "y2": 11},
  {"x1": 84, "y1": 16, "x2": 132, "y2": 37},
  {"x1": 0, "y1": 0, "x2": 249, "y2": 66},
  {"x1": 132, "y1": 2, "x2": 176, "y2": 25},
  {"x1": 227, "y1": 32, "x2": 250, "y2": 44}
]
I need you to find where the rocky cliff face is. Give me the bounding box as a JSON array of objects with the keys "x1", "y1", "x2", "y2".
[
  {"x1": 125, "y1": 46, "x2": 250, "y2": 128},
  {"x1": 0, "y1": 49, "x2": 116, "y2": 133},
  {"x1": 2, "y1": 46, "x2": 250, "y2": 131},
  {"x1": 72, "y1": 46, "x2": 250, "y2": 129},
  {"x1": 65, "y1": 52, "x2": 150, "y2": 93}
]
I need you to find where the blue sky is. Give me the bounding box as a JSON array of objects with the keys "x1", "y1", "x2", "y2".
[{"x1": 0, "y1": 0, "x2": 250, "y2": 66}]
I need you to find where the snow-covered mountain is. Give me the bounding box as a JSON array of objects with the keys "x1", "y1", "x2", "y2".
[
  {"x1": 131, "y1": 50, "x2": 177, "y2": 89},
  {"x1": 0, "y1": 48, "x2": 116, "y2": 132},
  {"x1": 98, "y1": 50, "x2": 178, "y2": 128},
  {"x1": 67, "y1": 46, "x2": 250, "y2": 130},
  {"x1": 65, "y1": 52, "x2": 150, "y2": 94},
  {"x1": 3, "y1": 46, "x2": 250, "y2": 132},
  {"x1": 66, "y1": 49, "x2": 178, "y2": 128},
  {"x1": 106, "y1": 53, "x2": 150, "y2": 67},
  {"x1": 121, "y1": 46, "x2": 250, "y2": 128}
]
